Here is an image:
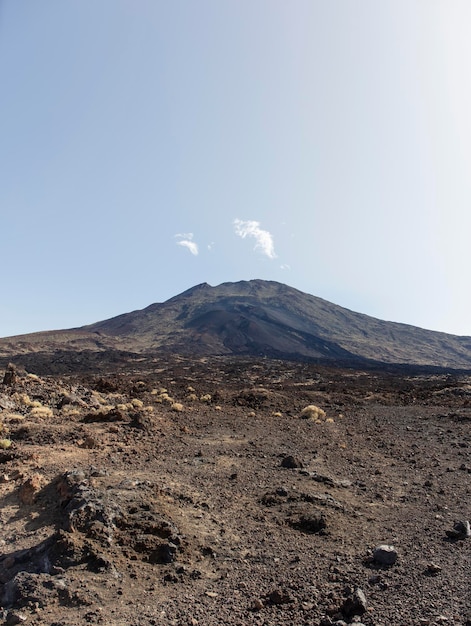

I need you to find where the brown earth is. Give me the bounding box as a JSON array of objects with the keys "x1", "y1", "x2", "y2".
[{"x1": 0, "y1": 357, "x2": 470, "y2": 626}]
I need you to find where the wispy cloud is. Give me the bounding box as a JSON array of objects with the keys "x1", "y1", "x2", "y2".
[
  {"x1": 233, "y1": 219, "x2": 277, "y2": 259},
  {"x1": 175, "y1": 233, "x2": 199, "y2": 256}
]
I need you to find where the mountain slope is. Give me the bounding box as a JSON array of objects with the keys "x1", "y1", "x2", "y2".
[{"x1": 1, "y1": 280, "x2": 471, "y2": 369}]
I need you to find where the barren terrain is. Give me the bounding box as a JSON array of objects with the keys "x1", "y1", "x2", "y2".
[{"x1": 0, "y1": 356, "x2": 470, "y2": 625}]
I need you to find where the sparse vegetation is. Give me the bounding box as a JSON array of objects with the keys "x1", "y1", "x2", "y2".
[
  {"x1": 30, "y1": 406, "x2": 54, "y2": 418},
  {"x1": 300, "y1": 404, "x2": 326, "y2": 421}
]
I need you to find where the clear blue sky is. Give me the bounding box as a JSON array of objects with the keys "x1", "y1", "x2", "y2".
[{"x1": 1, "y1": 1, "x2": 471, "y2": 337}]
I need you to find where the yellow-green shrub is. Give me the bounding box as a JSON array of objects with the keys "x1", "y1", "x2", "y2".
[
  {"x1": 300, "y1": 405, "x2": 326, "y2": 421},
  {"x1": 30, "y1": 406, "x2": 53, "y2": 419}
]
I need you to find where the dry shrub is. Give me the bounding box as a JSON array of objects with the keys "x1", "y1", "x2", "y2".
[
  {"x1": 247, "y1": 411, "x2": 256, "y2": 418},
  {"x1": 30, "y1": 406, "x2": 53, "y2": 419},
  {"x1": 271, "y1": 411, "x2": 282, "y2": 417},
  {"x1": 187, "y1": 393, "x2": 198, "y2": 402},
  {"x1": 0, "y1": 439, "x2": 12, "y2": 449},
  {"x1": 3, "y1": 413, "x2": 25, "y2": 423},
  {"x1": 61, "y1": 406, "x2": 81, "y2": 418},
  {"x1": 131, "y1": 398, "x2": 144, "y2": 409},
  {"x1": 200, "y1": 394, "x2": 212, "y2": 403},
  {"x1": 171, "y1": 402, "x2": 184, "y2": 412},
  {"x1": 13, "y1": 393, "x2": 32, "y2": 407},
  {"x1": 300, "y1": 405, "x2": 326, "y2": 421}
]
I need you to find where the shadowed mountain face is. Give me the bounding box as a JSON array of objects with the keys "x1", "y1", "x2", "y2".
[{"x1": 1, "y1": 280, "x2": 471, "y2": 369}]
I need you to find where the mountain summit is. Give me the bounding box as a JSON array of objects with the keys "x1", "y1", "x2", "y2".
[{"x1": 1, "y1": 280, "x2": 471, "y2": 369}]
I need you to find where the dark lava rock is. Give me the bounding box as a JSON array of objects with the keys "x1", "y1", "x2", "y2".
[
  {"x1": 372, "y1": 544, "x2": 398, "y2": 565},
  {"x1": 446, "y1": 520, "x2": 471, "y2": 540},
  {"x1": 290, "y1": 512, "x2": 327, "y2": 534},
  {"x1": 267, "y1": 588, "x2": 293, "y2": 605},
  {"x1": 340, "y1": 587, "x2": 367, "y2": 619},
  {"x1": 281, "y1": 455, "x2": 303, "y2": 469}
]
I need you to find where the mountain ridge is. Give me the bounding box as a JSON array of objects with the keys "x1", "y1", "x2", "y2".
[{"x1": 1, "y1": 280, "x2": 471, "y2": 370}]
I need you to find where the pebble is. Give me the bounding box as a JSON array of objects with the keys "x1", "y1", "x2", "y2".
[
  {"x1": 426, "y1": 562, "x2": 442, "y2": 575},
  {"x1": 250, "y1": 598, "x2": 264, "y2": 611},
  {"x1": 446, "y1": 520, "x2": 470, "y2": 540},
  {"x1": 373, "y1": 544, "x2": 398, "y2": 565},
  {"x1": 18, "y1": 474, "x2": 44, "y2": 505},
  {"x1": 341, "y1": 587, "x2": 367, "y2": 619},
  {"x1": 5, "y1": 612, "x2": 27, "y2": 625}
]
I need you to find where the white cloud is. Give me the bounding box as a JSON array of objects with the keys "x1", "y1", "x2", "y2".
[
  {"x1": 175, "y1": 233, "x2": 199, "y2": 256},
  {"x1": 233, "y1": 219, "x2": 277, "y2": 259}
]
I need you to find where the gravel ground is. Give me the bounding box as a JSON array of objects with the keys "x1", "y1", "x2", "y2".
[{"x1": 0, "y1": 357, "x2": 470, "y2": 626}]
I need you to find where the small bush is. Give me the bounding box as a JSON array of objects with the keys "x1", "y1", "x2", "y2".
[
  {"x1": 3, "y1": 413, "x2": 25, "y2": 422},
  {"x1": 200, "y1": 394, "x2": 212, "y2": 403},
  {"x1": 171, "y1": 402, "x2": 184, "y2": 412},
  {"x1": 0, "y1": 439, "x2": 12, "y2": 449},
  {"x1": 61, "y1": 406, "x2": 81, "y2": 418},
  {"x1": 30, "y1": 406, "x2": 54, "y2": 419},
  {"x1": 300, "y1": 405, "x2": 326, "y2": 421},
  {"x1": 13, "y1": 393, "x2": 32, "y2": 407}
]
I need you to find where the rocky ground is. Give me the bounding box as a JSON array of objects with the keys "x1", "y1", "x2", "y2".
[{"x1": 0, "y1": 356, "x2": 470, "y2": 626}]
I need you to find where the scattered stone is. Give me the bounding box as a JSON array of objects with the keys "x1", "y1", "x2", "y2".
[
  {"x1": 290, "y1": 512, "x2": 327, "y2": 534},
  {"x1": 250, "y1": 598, "x2": 264, "y2": 611},
  {"x1": 57, "y1": 393, "x2": 85, "y2": 409},
  {"x1": 445, "y1": 520, "x2": 470, "y2": 540},
  {"x1": 267, "y1": 588, "x2": 293, "y2": 605},
  {"x1": 341, "y1": 587, "x2": 367, "y2": 620},
  {"x1": 5, "y1": 611, "x2": 27, "y2": 625},
  {"x1": 372, "y1": 544, "x2": 398, "y2": 566},
  {"x1": 425, "y1": 562, "x2": 442, "y2": 575},
  {"x1": 281, "y1": 455, "x2": 303, "y2": 469},
  {"x1": 81, "y1": 435, "x2": 98, "y2": 449},
  {"x1": 310, "y1": 472, "x2": 351, "y2": 488},
  {"x1": 2, "y1": 366, "x2": 18, "y2": 387},
  {"x1": 18, "y1": 475, "x2": 45, "y2": 505}
]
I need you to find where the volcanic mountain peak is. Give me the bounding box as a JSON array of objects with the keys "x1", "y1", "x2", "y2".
[{"x1": 1, "y1": 280, "x2": 471, "y2": 371}]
